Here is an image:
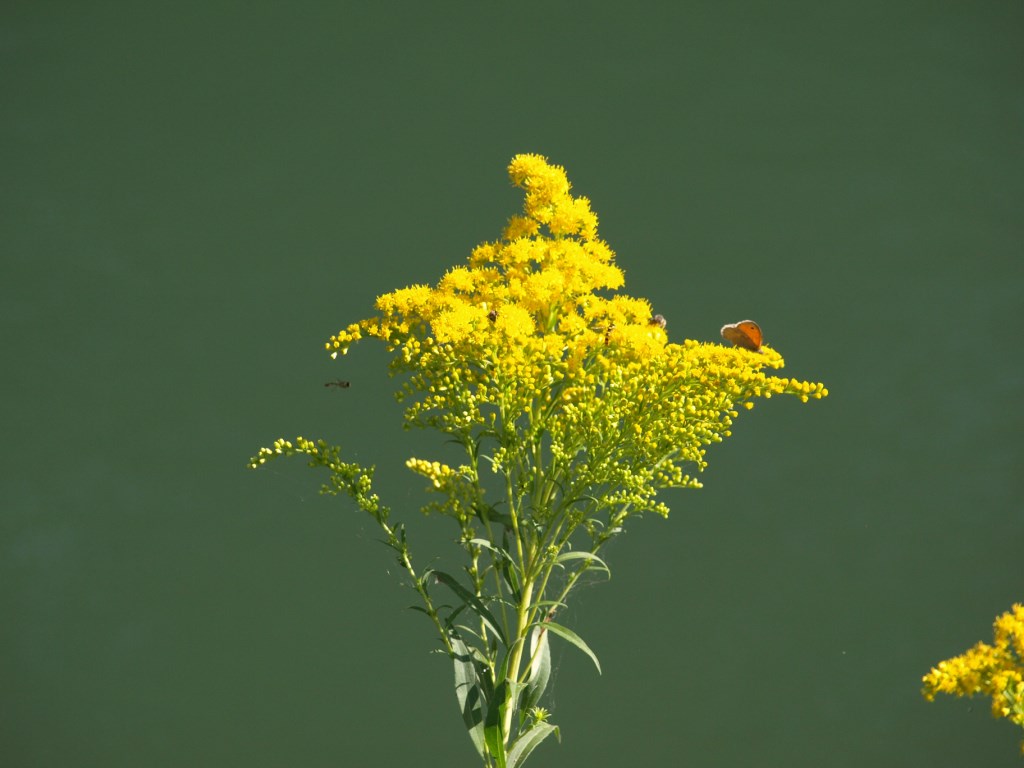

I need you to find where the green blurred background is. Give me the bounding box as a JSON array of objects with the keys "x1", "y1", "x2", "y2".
[{"x1": 3, "y1": 2, "x2": 1022, "y2": 765}]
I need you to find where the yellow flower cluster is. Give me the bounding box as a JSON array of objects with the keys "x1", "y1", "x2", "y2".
[
  {"x1": 404, "y1": 457, "x2": 484, "y2": 522},
  {"x1": 325, "y1": 154, "x2": 826, "y2": 527},
  {"x1": 923, "y1": 603, "x2": 1024, "y2": 753},
  {"x1": 406, "y1": 458, "x2": 457, "y2": 488},
  {"x1": 249, "y1": 437, "x2": 385, "y2": 517},
  {"x1": 253, "y1": 155, "x2": 831, "y2": 764}
]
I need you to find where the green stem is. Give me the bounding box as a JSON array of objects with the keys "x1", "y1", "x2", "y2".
[
  {"x1": 384, "y1": 522, "x2": 455, "y2": 657},
  {"x1": 501, "y1": 578, "x2": 535, "y2": 744}
]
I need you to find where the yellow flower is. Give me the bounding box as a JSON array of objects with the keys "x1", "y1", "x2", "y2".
[
  {"x1": 320, "y1": 154, "x2": 825, "y2": 524},
  {"x1": 923, "y1": 603, "x2": 1024, "y2": 753}
]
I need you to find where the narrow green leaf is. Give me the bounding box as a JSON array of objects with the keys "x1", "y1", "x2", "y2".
[
  {"x1": 431, "y1": 570, "x2": 508, "y2": 647},
  {"x1": 474, "y1": 502, "x2": 514, "y2": 529},
  {"x1": 507, "y1": 723, "x2": 559, "y2": 768},
  {"x1": 467, "y1": 538, "x2": 510, "y2": 559},
  {"x1": 484, "y1": 679, "x2": 508, "y2": 768},
  {"x1": 468, "y1": 537, "x2": 523, "y2": 594},
  {"x1": 499, "y1": 553, "x2": 522, "y2": 603},
  {"x1": 535, "y1": 600, "x2": 566, "y2": 613},
  {"x1": 543, "y1": 622, "x2": 602, "y2": 675},
  {"x1": 520, "y1": 625, "x2": 551, "y2": 713},
  {"x1": 505, "y1": 679, "x2": 523, "y2": 718},
  {"x1": 451, "y1": 632, "x2": 486, "y2": 759},
  {"x1": 494, "y1": 642, "x2": 523, "y2": 738},
  {"x1": 443, "y1": 604, "x2": 468, "y2": 629},
  {"x1": 494, "y1": 643, "x2": 515, "y2": 683},
  {"x1": 554, "y1": 550, "x2": 611, "y2": 577}
]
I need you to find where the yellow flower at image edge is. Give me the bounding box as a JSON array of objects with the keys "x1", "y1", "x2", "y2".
[{"x1": 923, "y1": 603, "x2": 1024, "y2": 754}]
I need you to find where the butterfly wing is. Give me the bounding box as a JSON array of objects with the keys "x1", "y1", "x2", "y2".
[{"x1": 720, "y1": 320, "x2": 762, "y2": 351}]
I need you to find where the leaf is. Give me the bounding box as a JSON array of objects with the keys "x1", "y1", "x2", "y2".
[
  {"x1": 494, "y1": 643, "x2": 515, "y2": 682},
  {"x1": 500, "y1": 565, "x2": 522, "y2": 603},
  {"x1": 554, "y1": 550, "x2": 611, "y2": 577},
  {"x1": 543, "y1": 622, "x2": 602, "y2": 675},
  {"x1": 431, "y1": 570, "x2": 508, "y2": 647},
  {"x1": 494, "y1": 645, "x2": 522, "y2": 742},
  {"x1": 443, "y1": 604, "x2": 468, "y2": 629},
  {"x1": 484, "y1": 679, "x2": 508, "y2": 768},
  {"x1": 507, "y1": 723, "x2": 559, "y2": 768},
  {"x1": 467, "y1": 537, "x2": 505, "y2": 554},
  {"x1": 519, "y1": 624, "x2": 551, "y2": 713},
  {"x1": 473, "y1": 502, "x2": 514, "y2": 529},
  {"x1": 451, "y1": 632, "x2": 487, "y2": 759},
  {"x1": 499, "y1": 550, "x2": 522, "y2": 603},
  {"x1": 505, "y1": 679, "x2": 523, "y2": 718}
]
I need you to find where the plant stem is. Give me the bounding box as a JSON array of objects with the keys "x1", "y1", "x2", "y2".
[{"x1": 502, "y1": 578, "x2": 535, "y2": 743}]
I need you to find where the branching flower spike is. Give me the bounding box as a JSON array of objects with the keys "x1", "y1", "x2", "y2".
[{"x1": 250, "y1": 154, "x2": 828, "y2": 767}]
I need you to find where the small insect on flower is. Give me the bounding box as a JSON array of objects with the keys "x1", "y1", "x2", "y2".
[
  {"x1": 604, "y1": 323, "x2": 616, "y2": 346},
  {"x1": 487, "y1": 308, "x2": 498, "y2": 323},
  {"x1": 720, "y1": 320, "x2": 763, "y2": 352},
  {"x1": 324, "y1": 379, "x2": 351, "y2": 389},
  {"x1": 649, "y1": 314, "x2": 667, "y2": 329}
]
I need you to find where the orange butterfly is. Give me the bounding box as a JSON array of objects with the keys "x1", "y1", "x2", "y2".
[{"x1": 720, "y1": 320, "x2": 763, "y2": 351}]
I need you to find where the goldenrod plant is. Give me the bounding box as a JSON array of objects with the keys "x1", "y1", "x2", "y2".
[
  {"x1": 250, "y1": 155, "x2": 828, "y2": 767},
  {"x1": 923, "y1": 603, "x2": 1024, "y2": 755}
]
